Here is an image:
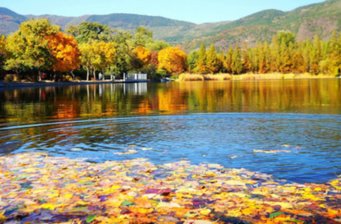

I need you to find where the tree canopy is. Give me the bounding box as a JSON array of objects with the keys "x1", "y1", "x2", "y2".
[{"x1": 1, "y1": 19, "x2": 341, "y2": 81}]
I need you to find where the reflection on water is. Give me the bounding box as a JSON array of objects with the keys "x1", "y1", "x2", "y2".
[{"x1": 0, "y1": 79, "x2": 341, "y2": 125}]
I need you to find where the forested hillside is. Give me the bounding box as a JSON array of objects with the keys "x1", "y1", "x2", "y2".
[{"x1": 1, "y1": 0, "x2": 341, "y2": 49}]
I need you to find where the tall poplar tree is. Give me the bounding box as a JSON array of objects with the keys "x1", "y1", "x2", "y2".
[
  {"x1": 196, "y1": 44, "x2": 208, "y2": 74},
  {"x1": 206, "y1": 44, "x2": 222, "y2": 73}
]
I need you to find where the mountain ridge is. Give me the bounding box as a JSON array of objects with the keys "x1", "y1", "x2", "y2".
[{"x1": 0, "y1": 0, "x2": 340, "y2": 49}]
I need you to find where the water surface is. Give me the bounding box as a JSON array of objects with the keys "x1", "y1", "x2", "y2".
[{"x1": 0, "y1": 79, "x2": 341, "y2": 183}]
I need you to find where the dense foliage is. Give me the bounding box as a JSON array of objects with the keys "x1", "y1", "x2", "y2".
[
  {"x1": 0, "y1": 19, "x2": 173, "y2": 81},
  {"x1": 188, "y1": 31, "x2": 341, "y2": 75},
  {"x1": 0, "y1": 19, "x2": 341, "y2": 82}
]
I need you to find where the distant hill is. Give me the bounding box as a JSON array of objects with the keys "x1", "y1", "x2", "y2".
[
  {"x1": 182, "y1": 0, "x2": 341, "y2": 49},
  {"x1": 1, "y1": 0, "x2": 341, "y2": 49},
  {"x1": 0, "y1": 7, "x2": 26, "y2": 34}
]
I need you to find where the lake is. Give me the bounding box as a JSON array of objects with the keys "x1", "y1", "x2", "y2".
[{"x1": 0, "y1": 79, "x2": 341, "y2": 183}]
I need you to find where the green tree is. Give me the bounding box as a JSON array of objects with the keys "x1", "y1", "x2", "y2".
[
  {"x1": 187, "y1": 51, "x2": 199, "y2": 73},
  {"x1": 146, "y1": 40, "x2": 170, "y2": 51},
  {"x1": 67, "y1": 22, "x2": 113, "y2": 43},
  {"x1": 131, "y1": 27, "x2": 153, "y2": 48},
  {"x1": 111, "y1": 31, "x2": 133, "y2": 75},
  {"x1": 273, "y1": 31, "x2": 296, "y2": 48}
]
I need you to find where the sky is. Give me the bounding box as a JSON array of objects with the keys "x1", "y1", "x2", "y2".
[{"x1": 0, "y1": 0, "x2": 325, "y2": 24}]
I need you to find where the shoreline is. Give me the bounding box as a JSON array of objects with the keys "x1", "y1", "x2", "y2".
[
  {"x1": 0, "y1": 73, "x2": 339, "y2": 89},
  {"x1": 177, "y1": 73, "x2": 339, "y2": 81},
  {"x1": 0, "y1": 79, "x2": 149, "y2": 89}
]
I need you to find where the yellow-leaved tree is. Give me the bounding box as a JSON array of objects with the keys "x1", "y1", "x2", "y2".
[
  {"x1": 47, "y1": 32, "x2": 80, "y2": 74},
  {"x1": 133, "y1": 46, "x2": 151, "y2": 65},
  {"x1": 158, "y1": 47, "x2": 187, "y2": 75},
  {"x1": 79, "y1": 41, "x2": 116, "y2": 80},
  {"x1": 0, "y1": 35, "x2": 7, "y2": 72}
]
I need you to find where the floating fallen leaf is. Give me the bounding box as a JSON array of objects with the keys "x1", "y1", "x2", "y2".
[
  {"x1": 0, "y1": 212, "x2": 6, "y2": 222},
  {"x1": 199, "y1": 208, "x2": 211, "y2": 216},
  {"x1": 85, "y1": 215, "x2": 96, "y2": 223},
  {"x1": 0, "y1": 152, "x2": 339, "y2": 224},
  {"x1": 269, "y1": 211, "x2": 284, "y2": 218}
]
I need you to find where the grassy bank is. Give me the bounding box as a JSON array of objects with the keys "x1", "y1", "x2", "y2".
[{"x1": 177, "y1": 73, "x2": 338, "y2": 81}]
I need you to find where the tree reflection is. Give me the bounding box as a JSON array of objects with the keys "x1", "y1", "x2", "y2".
[{"x1": 0, "y1": 80, "x2": 341, "y2": 126}]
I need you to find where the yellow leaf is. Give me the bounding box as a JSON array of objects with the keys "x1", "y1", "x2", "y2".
[
  {"x1": 327, "y1": 208, "x2": 339, "y2": 218},
  {"x1": 199, "y1": 208, "x2": 211, "y2": 216},
  {"x1": 103, "y1": 185, "x2": 121, "y2": 194},
  {"x1": 242, "y1": 207, "x2": 254, "y2": 215},
  {"x1": 204, "y1": 171, "x2": 216, "y2": 177},
  {"x1": 0, "y1": 212, "x2": 6, "y2": 222},
  {"x1": 330, "y1": 180, "x2": 341, "y2": 190},
  {"x1": 41, "y1": 203, "x2": 57, "y2": 210},
  {"x1": 130, "y1": 207, "x2": 154, "y2": 214},
  {"x1": 64, "y1": 192, "x2": 73, "y2": 199}
]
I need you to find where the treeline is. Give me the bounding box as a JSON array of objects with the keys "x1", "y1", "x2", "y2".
[
  {"x1": 0, "y1": 19, "x2": 187, "y2": 81},
  {"x1": 0, "y1": 19, "x2": 341, "y2": 82},
  {"x1": 188, "y1": 31, "x2": 341, "y2": 75}
]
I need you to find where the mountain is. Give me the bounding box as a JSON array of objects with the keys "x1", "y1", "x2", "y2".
[
  {"x1": 0, "y1": 0, "x2": 341, "y2": 49},
  {"x1": 0, "y1": 7, "x2": 26, "y2": 34},
  {"x1": 182, "y1": 0, "x2": 341, "y2": 49}
]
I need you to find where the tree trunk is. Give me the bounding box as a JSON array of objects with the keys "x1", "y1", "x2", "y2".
[
  {"x1": 70, "y1": 70, "x2": 75, "y2": 80},
  {"x1": 38, "y1": 70, "x2": 42, "y2": 82},
  {"x1": 93, "y1": 70, "x2": 96, "y2": 80},
  {"x1": 86, "y1": 68, "x2": 90, "y2": 81}
]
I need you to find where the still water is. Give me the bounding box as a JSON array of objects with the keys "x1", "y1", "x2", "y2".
[{"x1": 0, "y1": 79, "x2": 341, "y2": 183}]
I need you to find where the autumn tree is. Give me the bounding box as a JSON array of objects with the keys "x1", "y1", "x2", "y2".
[
  {"x1": 79, "y1": 41, "x2": 116, "y2": 80},
  {"x1": 133, "y1": 46, "x2": 151, "y2": 64},
  {"x1": 223, "y1": 48, "x2": 233, "y2": 73},
  {"x1": 158, "y1": 47, "x2": 187, "y2": 75},
  {"x1": 231, "y1": 47, "x2": 243, "y2": 74},
  {"x1": 46, "y1": 32, "x2": 80, "y2": 75},
  {"x1": 94, "y1": 41, "x2": 116, "y2": 76},
  {"x1": 0, "y1": 35, "x2": 7, "y2": 74},
  {"x1": 206, "y1": 44, "x2": 222, "y2": 73},
  {"x1": 320, "y1": 32, "x2": 341, "y2": 75},
  {"x1": 5, "y1": 19, "x2": 59, "y2": 80},
  {"x1": 196, "y1": 44, "x2": 208, "y2": 74},
  {"x1": 292, "y1": 45, "x2": 305, "y2": 73},
  {"x1": 241, "y1": 46, "x2": 252, "y2": 73},
  {"x1": 150, "y1": 51, "x2": 159, "y2": 67}
]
